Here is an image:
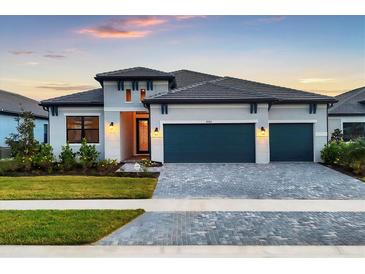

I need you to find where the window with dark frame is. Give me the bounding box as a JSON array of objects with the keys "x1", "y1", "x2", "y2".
[
  {"x1": 66, "y1": 116, "x2": 99, "y2": 143},
  {"x1": 343, "y1": 122, "x2": 365, "y2": 141},
  {"x1": 140, "y1": 89, "x2": 146, "y2": 102},
  {"x1": 125, "y1": 89, "x2": 132, "y2": 102}
]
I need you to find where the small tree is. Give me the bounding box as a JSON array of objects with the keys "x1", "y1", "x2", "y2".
[
  {"x1": 330, "y1": 128, "x2": 343, "y2": 144},
  {"x1": 78, "y1": 138, "x2": 99, "y2": 169},
  {"x1": 5, "y1": 111, "x2": 39, "y2": 158},
  {"x1": 59, "y1": 144, "x2": 77, "y2": 171}
]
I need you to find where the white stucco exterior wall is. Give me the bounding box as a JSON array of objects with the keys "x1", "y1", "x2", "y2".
[
  {"x1": 149, "y1": 103, "x2": 328, "y2": 163},
  {"x1": 328, "y1": 115, "x2": 365, "y2": 140},
  {"x1": 48, "y1": 107, "x2": 104, "y2": 159},
  {"x1": 150, "y1": 103, "x2": 270, "y2": 164},
  {"x1": 268, "y1": 104, "x2": 328, "y2": 162}
]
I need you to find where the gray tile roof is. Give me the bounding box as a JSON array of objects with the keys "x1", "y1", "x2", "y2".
[
  {"x1": 145, "y1": 79, "x2": 277, "y2": 104},
  {"x1": 145, "y1": 74, "x2": 337, "y2": 104},
  {"x1": 215, "y1": 77, "x2": 336, "y2": 103},
  {"x1": 41, "y1": 67, "x2": 337, "y2": 106},
  {"x1": 95, "y1": 67, "x2": 175, "y2": 82},
  {"x1": 0, "y1": 89, "x2": 48, "y2": 119},
  {"x1": 329, "y1": 86, "x2": 365, "y2": 116},
  {"x1": 40, "y1": 88, "x2": 103, "y2": 106},
  {"x1": 170, "y1": 69, "x2": 222, "y2": 89}
]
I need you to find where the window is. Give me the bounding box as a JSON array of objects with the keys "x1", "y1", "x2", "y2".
[
  {"x1": 66, "y1": 116, "x2": 99, "y2": 143},
  {"x1": 43, "y1": 124, "x2": 48, "y2": 144},
  {"x1": 125, "y1": 89, "x2": 132, "y2": 102},
  {"x1": 140, "y1": 89, "x2": 146, "y2": 102},
  {"x1": 343, "y1": 122, "x2": 365, "y2": 141}
]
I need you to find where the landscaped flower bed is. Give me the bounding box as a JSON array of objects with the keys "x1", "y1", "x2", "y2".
[{"x1": 321, "y1": 136, "x2": 365, "y2": 178}]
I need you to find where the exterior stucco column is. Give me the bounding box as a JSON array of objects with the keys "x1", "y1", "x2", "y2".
[
  {"x1": 104, "y1": 111, "x2": 121, "y2": 161},
  {"x1": 255, "y1": 104, "x2": 270, "y2": 164}
]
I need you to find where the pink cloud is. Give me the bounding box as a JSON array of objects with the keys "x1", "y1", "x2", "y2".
[
  {"x1": 175, "y1": 15, "x2": 206, "y2": 21},
  {"x1": 78, "y1": 25, "x2": 149, "y2": 38},
  {"x1": 43, "y1": 54, "x2": 66, "y2": 58},
  {"x1": 9, "y1": 50, "x2": 34, "y2": 55},
  {"x1": 77, "y1": 17, "x2": 167, "y2": 39},
  {"x1": 112, "y1": 17, "x2": 168, "y2": 27}
]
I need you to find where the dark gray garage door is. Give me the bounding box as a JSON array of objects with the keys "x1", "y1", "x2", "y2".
[
  {"x1": 270, "y1": 123, "x2": 313, "y2": 161},
  {"x1": 163, "y1": 124, "x2": 255, "y2": 163}
]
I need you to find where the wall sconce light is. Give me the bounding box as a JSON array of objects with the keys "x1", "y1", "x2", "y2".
[
  {"x1": 261, "y1": 126, "x2": 266, "y2": 133},
  {"x1": 109, "y1": 122, "x2": 114, "y2": 128},
  {"x1": 153, "y1": 127, "x2": 160, "y2": 137}
]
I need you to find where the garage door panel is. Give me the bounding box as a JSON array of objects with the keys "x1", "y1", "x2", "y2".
[
  {"x1": 164, "y1": 124, "x2": 255, "y2": 163},
  {"x1": 270, "y1": 123, "x2": 313, "y2": 162}
]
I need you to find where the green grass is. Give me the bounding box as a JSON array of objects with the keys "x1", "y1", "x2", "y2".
[
  {"x1": 0, "y1": 176, "x2": 157, "y2": 200},
  {"x1": 0, "y1": 209, "x2": 144, "y2": 245}
]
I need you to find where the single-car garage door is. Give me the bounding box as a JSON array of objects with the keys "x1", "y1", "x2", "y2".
[
  {"x1": 163, "y1": 124, "x2": 255, "y2": 163},
  {"x1": 270, "y1": 123, "x2": 313, "y2": 161}
]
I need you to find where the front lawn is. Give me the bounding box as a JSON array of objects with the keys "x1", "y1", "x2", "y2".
[
  {"x1": 0, "y1": 176, "x2": 157, "y2": 199},
  {"x1": 0, "y1": 209, "x2": 144, "y2": 245}
]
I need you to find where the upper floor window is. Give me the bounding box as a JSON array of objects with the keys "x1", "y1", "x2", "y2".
[
  {"x1": 125, "y1": 89, "x2": 132, "y2": 102},
  {"x1": 140, "y1": 89, "x2": 146, "y2": 102},
  {"x1": 66, "y1": 116, "x2": 99, "y2": 143}
]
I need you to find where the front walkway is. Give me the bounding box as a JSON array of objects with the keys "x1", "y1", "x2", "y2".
[
  {"x1": 153, "y1": 163, "x2": 365, "y2": 199},
  {"x1": 98, "y1": 211, "x2": 365, "y2": 246}
]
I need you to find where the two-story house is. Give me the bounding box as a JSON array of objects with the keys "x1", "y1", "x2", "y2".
[{"x1": 40, "y1": 67, "x2": 336, "y2": 163}]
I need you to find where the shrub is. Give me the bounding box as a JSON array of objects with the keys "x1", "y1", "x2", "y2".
[
  {"x1": 0, "y1": 159, "x2": 19, "y2": 175},
  {"x1": 32, "y1": 144, "x2": 54, "y2": 172},
  {"x1": 321, "y1": 141, "x2": 345, "y2": 165},
  {"x1": 78, "y1": 138, "x2": 99, "y2": 169},
  {"x1": 59, "y1": 144, "x2": 77, "y2": 171},
  {"x1": 5, "y1": 111, "x2": 38, "y2": 158},
  {"x1": 346, "y1": 139, "x2": 365, "y2": 174},
  {"x1": 330, "y1": 128, "x2": 343, "y2": 144},
  {"x1": 97, "y1": 159, "x2": 119, "y2": 172}
]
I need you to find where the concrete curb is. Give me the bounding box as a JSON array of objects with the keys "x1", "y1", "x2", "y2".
[
  {"x1": 0, "y1": 199, "x2": 364, "y2": 211},
  {"x1": 0, "y1": 245, "x2": 364, "y2": 258}
]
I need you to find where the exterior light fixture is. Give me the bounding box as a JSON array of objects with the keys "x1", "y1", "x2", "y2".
[
  {"x1": 261, "y1": 126, "x2": 265, "y2": 133},
  {"x1": 153, "y1": 127, "x2": 160, "y2": 137},
  {"x1": 109, "y1": 122, "x2": 114, "y2": 128}
]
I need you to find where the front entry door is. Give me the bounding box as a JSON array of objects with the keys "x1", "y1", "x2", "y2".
[{"x1": 136, "y1": 118, "x2": 149, "y2": 154}]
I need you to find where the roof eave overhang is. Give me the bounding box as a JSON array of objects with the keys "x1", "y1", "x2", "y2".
[
  {"x1": 143, "y1": 98, "x2": 277, "y2": 104},
  {"x1": 94, "y1": 75, "x2": 175, "y2": 83},
  {"x1": 328, "y1": 113, "x2": 365, "y2": 117},
  {"x1": 0, "y1": 110, "x2": 48, "y2": 120},
  {"x1": 40, "y1": 102, "x2": 104, "y2": 107},
  {"x1": 273, "y1": 99, "x2": 338, "y2": 104}
]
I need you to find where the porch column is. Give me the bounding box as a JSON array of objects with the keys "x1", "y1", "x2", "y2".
[{"x1": 104, "y1": 111, "x2": 121, "y2": 161}]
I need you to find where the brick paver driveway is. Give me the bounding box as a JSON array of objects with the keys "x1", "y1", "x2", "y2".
[
  {"x1": 153, "y1": 163, "x2": 365, "y2": 199},
  {"x1": 98, "y1": 211, "x2": 365, "y2": 245}
]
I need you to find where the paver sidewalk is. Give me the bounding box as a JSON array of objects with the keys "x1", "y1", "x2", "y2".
[
  {"x1": 1, "y1": 199, "x2": 365, "y2": 211},
  {"x1": 98, "y1": 211, "x2": 365, "y2": 246}
]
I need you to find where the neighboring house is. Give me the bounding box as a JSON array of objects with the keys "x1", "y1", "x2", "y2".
[
  {"x1": 40, "y1": 67, "x2": 336, "y2": 163},
  {"x1": 0, "y1": 90, "x2": 48, "y2": 156},
  {"x1": 328, "y1": 87, "x2": 365, "y2": 141}
]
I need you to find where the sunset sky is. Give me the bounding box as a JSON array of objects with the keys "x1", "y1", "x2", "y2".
[{"x1": 0, "y1": 15, "x2": 364, "y2": 100}]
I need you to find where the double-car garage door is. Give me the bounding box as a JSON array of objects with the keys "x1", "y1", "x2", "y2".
[
  {"x1": 163, "y1": 123, "x2": 313, "y2": 163},
  {"x1": 164, "y1": 124, "x2": 255, "y2": 163}
]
